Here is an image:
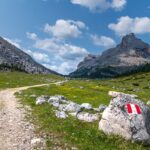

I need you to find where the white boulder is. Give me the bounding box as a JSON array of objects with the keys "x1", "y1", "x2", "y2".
[{"x1": 99, "y1": 91, "x2": 150, "y2": 145}]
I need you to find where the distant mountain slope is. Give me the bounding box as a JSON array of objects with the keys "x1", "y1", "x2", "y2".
[
  {"x1": 0, "y1": 36, "x2": 58, "y2": 74},
  {"x1": 70, "y1": 33, "x2": 150, "y2": 78}
]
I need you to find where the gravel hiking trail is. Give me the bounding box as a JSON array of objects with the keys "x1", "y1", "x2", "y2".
[{"x1": 0, "y1": 81, "x2": 65, "y2": 150}]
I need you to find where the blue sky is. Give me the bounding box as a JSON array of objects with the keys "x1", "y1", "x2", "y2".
[{"x1": 0, "y1": 0, "x2": 150, "y2": 74}]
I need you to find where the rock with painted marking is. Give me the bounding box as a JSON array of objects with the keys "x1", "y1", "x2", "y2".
[
  {"x1": 81, "y1": 103, "x2": 92, "y2": 110},
  {"x1": 99, "y1": 91, "x2": 150, "y2": 145},
  {"x1": 77, "y1": 112, "x2": 99, "y2": 122},
  {"x1": 36, "y1": 95, "x2": 49, "y2": 105}
]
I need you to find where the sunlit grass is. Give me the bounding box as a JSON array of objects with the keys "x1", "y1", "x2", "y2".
[
  {"x1": 16, "y1": 72, "x2": 150, "y2": 149},
  {"x1": 0, "y1": 71, "x2": 63, "y2": 89}
]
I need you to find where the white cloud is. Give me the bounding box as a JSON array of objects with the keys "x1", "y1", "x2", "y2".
[
  {"x1": 26, "y1": 32, "x2": 38, "y2": 40},
  {"x1": 91, "y1": 35, "x2": 116, "y2": 48},
  {"x1": 111, "y1": 0, "x2": 126, "y2": 10},
  {"x1": 26, "y1": 50, "x2": 50, "y2": 63},
  {"x1": 4, "y1": 37, "x2": 21, "y2": 49},
  {"x1": 29, "y1": 37, "x2": 89, "y2": 74},
  {"x1": 44, "y1": 19, "x2": 87, "y2": 39},
  {"x1": 43, "y1": 61, "x2": 76, "y2": 75},
  {"x1": 108, "y1": 16, "x2": 150, "y2": 36},
  {"x1": 34, "y1": 38, "x2": 88, "y2": 60},
  {"x1": 70, "y1": 0, "x2": 126, "y2": 12}
]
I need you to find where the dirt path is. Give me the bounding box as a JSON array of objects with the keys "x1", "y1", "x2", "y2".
[{"x1": 0, "y1": 81, "x2": 65, "y2": 150}]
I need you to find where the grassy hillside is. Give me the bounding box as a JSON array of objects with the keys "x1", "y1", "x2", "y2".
[
  {"x1": 14, "y1": 72, "x2": 150, "y2": 150},
  {"x1": 0, "y1": 72, "x2": 63, "y2": 89}
]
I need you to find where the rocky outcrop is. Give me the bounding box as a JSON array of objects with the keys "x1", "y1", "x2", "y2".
[
  {"x1": 0, "y1": 36, "x2": 58, "y2": 74},
  {"x1": 99, "y1": 91, "x2": 150, "y2": 145},
  {"x1": 36, "y1": 95, "x2": 103, "y2": 122},
  {"x1": 70, "y1": 33, "x2": 150, "y2": 78}
]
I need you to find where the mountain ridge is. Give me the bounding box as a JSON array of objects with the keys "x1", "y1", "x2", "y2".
[
  {"x1": 0, "y1": 36, "x2": 59, "y2": 75},
  {"x1": 70, "y1": 33, "x2": 150, "y2": 78}
]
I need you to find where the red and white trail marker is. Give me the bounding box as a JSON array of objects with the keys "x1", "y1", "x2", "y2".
[{"x1": 126, "y1": 103, "x2": 141, "y2": 114}]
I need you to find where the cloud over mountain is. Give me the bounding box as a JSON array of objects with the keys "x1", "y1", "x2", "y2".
[
  {"x1": 91, "y1": 35, "x2": 116, "y2": 48},
  {"x1": 26, "y1": 19, "x2": 89, "y2": 74},
  {"x1": 32, "y1": 37, "x2": 88, "y2": 74},
  {"x1": 109, "y1": 16, "x2": 150, "y2": 36}
]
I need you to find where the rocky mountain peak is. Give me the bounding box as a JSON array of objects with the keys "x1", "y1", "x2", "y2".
[
  {"x1": 120, "y1": 33, "x2": 149, "y2": 49},
  {"x1": 84, "y1": 54, "x2": 96, "y2": 61},
  {"x1": 0, "y1": 36, "x2": 59, "y2": 75},
  {"x1": 70, "y1": 33, "x2": 150, "y2": 78}
]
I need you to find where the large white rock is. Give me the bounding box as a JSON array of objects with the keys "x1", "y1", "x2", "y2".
[
  {"x1": 77, "y1": 112, "x2": 99, "y2": 122},
  {"x1": 81, "y1": 103, "x2": 92, "y2": 110},
  {"x1": 99, "y1": 92, "x2": 150, "y2": 145}
]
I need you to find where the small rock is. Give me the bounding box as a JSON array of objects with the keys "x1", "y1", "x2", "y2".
[
  {"x1": 55, "y1": 110, "x2": 68, "y2": 119},
  {"x1": 108, "y1": 91, "x2": 138, "y2": 98},
  {"x1": 55, "y1": 82, "x2": 64, "y2": 86},
  {"x1": 48, "y1": 95, "x2": 68, "y2": 104},
  {"x1": 71, "y1": 147, "x2": 78, "y2": 150},
  {"x1": 93, "y1": 108, "x2": 100, "y2": 112},
  {"x1": 77, "y1": 112, "x2": 99, "y2": 122},
  {"x1": 31, "y1": 138, "x2": 43, "y2": 146},
  {"x1": 99, "y1": 104, "x2": 107, "y2": 112},
  {"x1": 63, "y1": 102, "x2": 81, "y2": 112},
  {"x1": 30, "y1": 94, "x2": 36, "y2": 98},
  {"x1": 51, "y1": 101, "x2": 60, "y2": 108},
  {"x1": 36, "y1": 95, "x2": 49, "y2": 105},
  {"x1": 147, "y1": 101, "x2": 150, "y2": 106},
  {"x1": 58, "y1": 104, "x2": 68, "y2": 111},
  {"x1": 79, "y1": 86, "x2": 84, "y2": 89},
  {"x1": 69, "y1": 112, "x2": 77, "y2": 117},
  {"x1": 81, "y1": 103, "x2": 92, "y2": 110}
]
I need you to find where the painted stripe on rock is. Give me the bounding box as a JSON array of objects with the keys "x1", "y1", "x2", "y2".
[{"x1": 126, "y1": 103, "x2": 141, "y2": 114}]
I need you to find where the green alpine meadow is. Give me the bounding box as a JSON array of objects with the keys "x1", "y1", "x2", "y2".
[{"x1": 1, "y1": 0, "x2": 150, "y2": 149}]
